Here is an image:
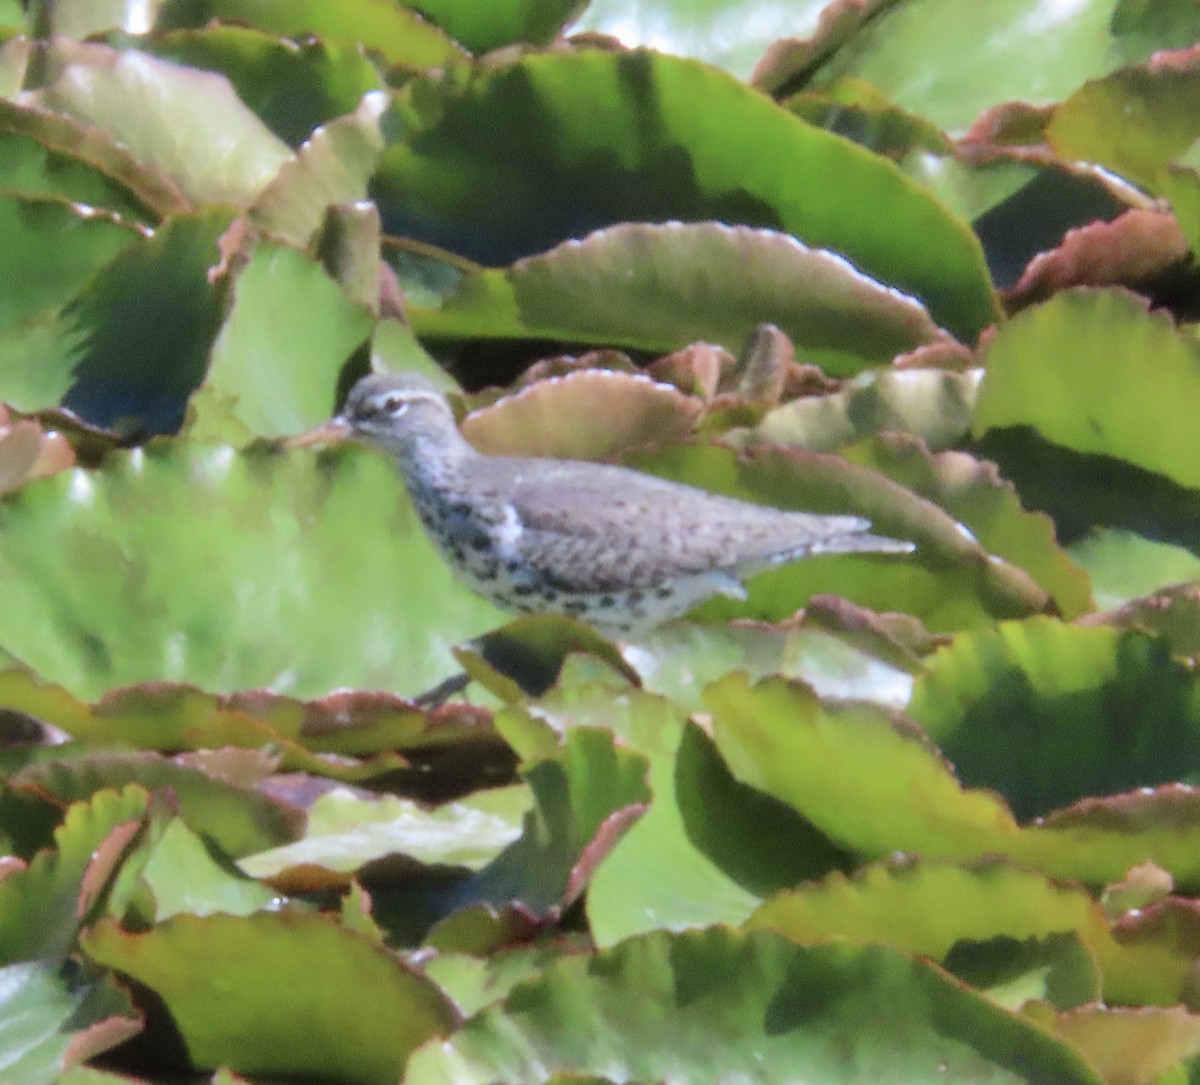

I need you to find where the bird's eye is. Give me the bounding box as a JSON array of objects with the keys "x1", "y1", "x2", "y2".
[{"x1": 381, "y1": 395, "x2": 407, "y2": 415}]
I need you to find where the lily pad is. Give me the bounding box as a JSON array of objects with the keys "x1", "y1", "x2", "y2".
[
  {"x1": 402, "y1": 927, "x2": 1102, "y2": 1085},
  {"x1": 0, "y1": 208, "x2": 233, "y2": 434},
  {"x1": 413, "y1": 222, "x2": 956, "y2": 376},
  {"x1": 908, "y1": 617, "x2": 1200, "y2": 821},
  {"x1": 82, "y1": 911, "x2": 460, "y2": 1084},
  {"x1": 460, "y1": 368, "x2": 703, "y2": 460},
  {"x1": 0, "y1": 959, "x2": 140, "y2": 1085},
  {"x1": 974, "y1": 287, "x2": 1200, "y2": 491},
  {"x1": 29, "y1": 42, "x2": 293, "y2": 207},
  {"x1": 0, "y1": 442, "x2": 507, "y2": 700},
  {"x1": 765, "y1": 0, "x2": 1200, "y2": 136}
]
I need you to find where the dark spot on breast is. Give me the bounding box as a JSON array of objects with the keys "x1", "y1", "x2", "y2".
[
  {"x1": 654, "y1": 586, "x2": 675, "y2": 599},
  {"x1": 598, "y1": 595, "x2": 616, "y2": 608},
  {"x1": 512, "y1": 584, "x2": 536, "y2": 597},
  {"x1": 470, "y1": 533, "x2": 491, "y2": 551},
  {"x1": 563, "y1": 600, "x2": 588, "y2": 613}
]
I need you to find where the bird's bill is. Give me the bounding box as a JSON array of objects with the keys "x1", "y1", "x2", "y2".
[{"x1": 283, "y1": 416, "x2": 353, "y2": 450}]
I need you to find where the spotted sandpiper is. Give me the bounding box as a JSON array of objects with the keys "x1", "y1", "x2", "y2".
[{"x1": 298, "y1": 372, "x2": 913, "y2": 635}]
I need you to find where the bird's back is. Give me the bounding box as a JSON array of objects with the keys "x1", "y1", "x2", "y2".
[{"x1": 463, "y1": 455, "x2": 903, "y2": 595}]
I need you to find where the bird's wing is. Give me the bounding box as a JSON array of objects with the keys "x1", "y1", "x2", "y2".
[{"x1": 482, "y1": 459, "x2": 878, "y2": 594}]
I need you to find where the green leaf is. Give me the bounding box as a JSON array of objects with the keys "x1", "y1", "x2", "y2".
[
  {"x1": 0, "y1": 193, "x2": 140, "y2": 335},
  {"x1": 190, "y1": 239, "x2": 373, "y2": 442},
  {"x1": 974, "y1": 288, "x2": 1200, "y2": 490},
  {"x1": 748, "y1": 857, "x2": 1106, "y2": 1009},
  {"x1": 570, "y1": 0, "x2": 830, "y2": 82},
  {"x1": 627, "y1": 615, "x2": 919, "y2": 715},
  {"x1": 136, "y1": 815, "x2": 279, "y2": 919},
  {"x1": 705, "y1": 672, "x2": 1021, "y2": 862},
  {"x1": 416, "y1": 0, "x2": 581, "y2": 52},
  {"x1": 707, "y1": 669, "x2": 1200, "y2": 889},
  {"x1": 0, "y1": 97, "x2": 182, "y2": 221},
  {"x1": 0, "y1": 959, "x2": 139, "y2": 1085},
  {"x1": 143, "y1": 25, "x2": 385, "y2": 147},
  {"x1": 30, "y1": 42, "x2": 292, "y2": 207},
  {"x1": 250, "y1": 90, "x2": 388, "y2": 247},
  {"x1": 907, "y1": 617, "x2": 1200, "y2": 822},
  {"x1": 0, "y1": 786, "x2": 148, "y2": 964},
  {"x1": 155, "y1": 0, "x2": 468, "y2": 72},
  {"x1": 403, "y1": 928, "x2": 1103, "y2": 1085},
  {"x1": 1047, "y1": 57, "x2": 1200, "y2": 192},
  {"x1": 238, "y1": 785, "x2": 531, "y2": 885},
  {"x1": 772, "y1": 0, "x2": 1200, "y2": 136},
  {"x1": 82, "y1": 911, "x2": 459, "y2": 1085},
  {"x1": 840, "y1": 435, "x2": 1094, "y2": 620},
  {"x1": 741, "y1": 367, "x2": 981, "y2": 452},
  {"x1": 375, "y1": 50, "x2": 997, "y2": 341},
  {"x1": 412, "y1": 222, "x2": 954, "y2": 376},
  {"x1": 0, "y1": 443, "x2": 506, "y2": 699},
  {"x1": 12, "y1": 749, "x2": 302, "y2": 857},
  {"x1": 501, "y1": 684, "x2": 843, "y2": 946},
  {"x1": 470, "y1": 727, "x2": 650, "y2": 916},
  {"x1": 0, "y1": 208, "x2": 233, "y2": 434}
]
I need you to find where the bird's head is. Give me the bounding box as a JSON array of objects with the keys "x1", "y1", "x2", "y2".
[{"x1": 288, "y1": 372, "x2": 460, "y2": 456}]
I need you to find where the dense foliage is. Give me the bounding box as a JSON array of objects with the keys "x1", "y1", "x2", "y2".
[{"x1": 3, "y1": 0, "x2": 1200, "y2": 1082}]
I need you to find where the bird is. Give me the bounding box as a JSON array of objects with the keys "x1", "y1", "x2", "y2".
[{"x1": 298, "y1": 371, "x2": 913, "y2": 635}]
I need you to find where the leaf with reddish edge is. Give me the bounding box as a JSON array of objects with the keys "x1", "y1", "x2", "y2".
[
  {"x1": 0, "y1": 409, "x2": 76, "y2": 495},
  {"x1": 1029, "y1": 1002, "x2": 1200, "y2": 1085},
  {"x1": 0, "y1": 665, "x2": 512, "y2": 788},
  {"x1": 0, "y1": 959, "x2": 141, "y2": 1084},
  {"x1": 461, "y1": 369, "x2": 704, "y2": 460},
  {"x1": 1084, "y1": 582, "x2": 1200, "y2": 658},
  {"x1": 706, "y1": 671, "x2": 1200, "y2": 890},
  {"x1": 466, "y1": 727, "x2": 650, "y2": 918},
  {"x1": 0, "y1": 97, "x2": 187, "y2": 220},
  {"x1": 0, "y1": 785, "x2": 148, "y2": 965},
  {"x1": 504, "y1": 680, "x2": 849, "y2": 947},
  {"x1": 747, "y1": 858, "x2": 1109, "y2": 990},
  {"x1": 81, "y1": 912, "x2": 459, "y2": 1085},
  {"x1": 0, "y1": 668, "x2": 407, "y2": 781},
  {"x1": 1005, "y1": 208, "x2": 1192, "y2": 311},
  {"x1": 1047, "y1": 46, "x2": 1200, "y2": 192},
  {"x1": 12, "y1": 749, "x2": 304, "y2": 858},
  {"x1": 1110, "y1": 899, "x2": 1200, "y2": 1006}
]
